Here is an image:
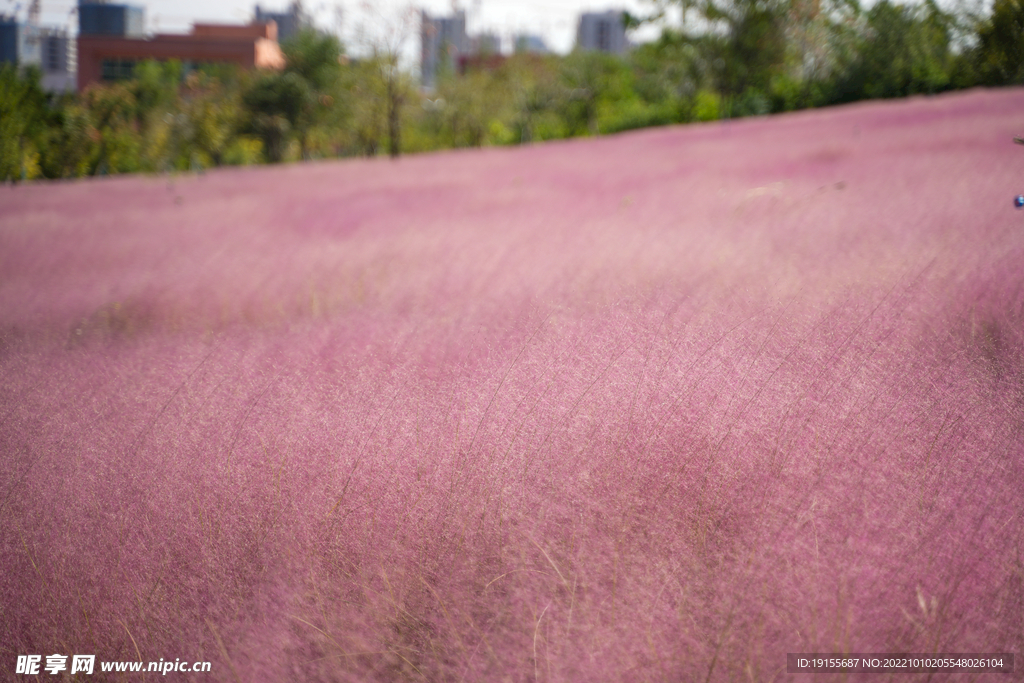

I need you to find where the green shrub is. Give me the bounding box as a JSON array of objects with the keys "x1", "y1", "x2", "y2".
[{"x1": 693, "y1": 89, "x2": 722, "y2": 122}]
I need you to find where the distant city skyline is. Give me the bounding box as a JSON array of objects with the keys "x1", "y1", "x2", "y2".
[{"x1": 13, "y1": 0, "x2": 662, "y2": 56}]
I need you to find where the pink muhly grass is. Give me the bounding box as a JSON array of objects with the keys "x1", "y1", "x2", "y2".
[{"x1": 1, "y1": 88, "x2": 1023, "y2": 681}]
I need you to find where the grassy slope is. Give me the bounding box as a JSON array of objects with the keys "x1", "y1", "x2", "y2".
[{"x1": 2, "y1": 88, "x2": 1023, "y2": 681}]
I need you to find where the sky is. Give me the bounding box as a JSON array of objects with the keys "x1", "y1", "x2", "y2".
[{"x1": 14, "y1": 0, "x2": 665, "y2": 56}]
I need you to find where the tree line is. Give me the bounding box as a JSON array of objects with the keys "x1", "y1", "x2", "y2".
[{"x1": 3, "y1": 0, "x2": 1024, "y2": 181}]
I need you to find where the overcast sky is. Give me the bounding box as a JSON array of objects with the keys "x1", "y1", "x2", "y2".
[{"x1": 16, "y1": 0, "x2": 665, "y2": 56}]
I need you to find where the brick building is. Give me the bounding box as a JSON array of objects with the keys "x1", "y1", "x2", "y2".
[{"x1": 76, "y1": 1, "x2": 284, "y2": 91}]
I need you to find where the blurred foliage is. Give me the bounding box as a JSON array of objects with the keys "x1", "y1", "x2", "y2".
[
  {"x1": 1, "y1": 65, "x2": 50, "y2": 181},
  {"x1": 2, "y1": 2, "x2": 1022, "y2": 181},
  {"x1": 243, "y1": 72, "x2": 312, "y2": 163},
  {"x1": 829, "y1": 0, "x2": 957, "y2": 101},
  {"x1": 973, "y1": 0, "x2": 1024, "y2": 84}
]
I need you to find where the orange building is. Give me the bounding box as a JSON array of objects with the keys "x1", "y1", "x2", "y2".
[{"x1": 77, "y1": 21, "x2": 284, "y2": 91}]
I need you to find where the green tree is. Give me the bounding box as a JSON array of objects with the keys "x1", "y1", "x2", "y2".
[
  {"x1": 81, "y1": 81, "x2": 143, "y2": 174},
  {"x1": 41, "y1": 98, "x2": 97, "y2": 178},
  {"x1": 179, "y1": 71, "x2": 244, "y2": 168},
  {"x1": 242, "y1": 71, "x2": 314, "y2": 162},
  {"x1": 558, "y1": 50, "x2": 636, "y2": 136},
  {"x1": 630, "y1": 31, "x2": 709, "y2": 113},
  {"x1": 283, "y1": 29, "x2": 344, "y2": 92},
  {"x1": 343, "y1": 58, "x2": 388, "y2": 156},
  {"x1": 131, "y1": 60, "x2": 183, "y2": 171},
  {"x1": 769, "y1": 0, "x2": 862, "y2": 111},
  {"x1": 132, "y1": 59, "x2": 182, "y2": 118},
  {"x1": 377, "y1": 52, "x2": 411, "y2": 158},
  {"x1": 974, "y1": 0, "x2": 1024, "y2": 84},
  {"x1": 282, "y1": 29, "x2": 349, "y2": 157},
  {"x1": 832, "y1": 0, "x2": 954, "y2": 101},
  {"x1": 506, "y1": 54, "x2": 563, "y2": 143},
  {"x1": 0, "y1": 65, "x2": 50, "y2": 181},
  {"x1": 700, "y1": 0, "x2": 790, "y2": 102},
  {"x1": 349, "y1": 4, "x2": 419, "y2": 157},
  {"x1": 434, "y1": 68, "x2": 510, "y2": 147}
]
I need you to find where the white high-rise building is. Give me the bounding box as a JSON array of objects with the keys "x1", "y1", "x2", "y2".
[
  {"x1": 40, "y1": 28, "x2": 76, "y2": 92},
  {"x1": 1, "y1": 17, "x2": 76, "y2": 92}
]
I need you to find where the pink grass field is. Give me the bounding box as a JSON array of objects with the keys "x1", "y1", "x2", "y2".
[{"x1": 2, "y1": 87, "x2": 1023, "y2": 682}]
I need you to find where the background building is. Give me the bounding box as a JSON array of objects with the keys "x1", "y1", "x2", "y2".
[
  {"x1": 469, "y1": 32, "x2": 501, "y2": 56},
  {"x1": 2, "y1": 14, "x2": 76, "y2": 92},
  {"x1": 78, "y1": 1, "x2": 145, "y2": 38},
  {"x1": 39, "y1": 28, "x2": 75, "y2": 91},
  {"x1": 420, "y1": 9, "x2": 466, "y2": 89},
  {"x1": 77, "y1": 0, "x2": 284, "y2": 90},
  {"x1": 254, "y1": 2, "x2": 311, "y2": 44},
  {"x1": 513, "y1": 33, "x2": 549, "y2": 55},
  {"x1": 0, "y1": 15, "x2": 42, "y2": 68},
  {"x1": 575, "y1": 10, "x2": 628, "y2": 54}
]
